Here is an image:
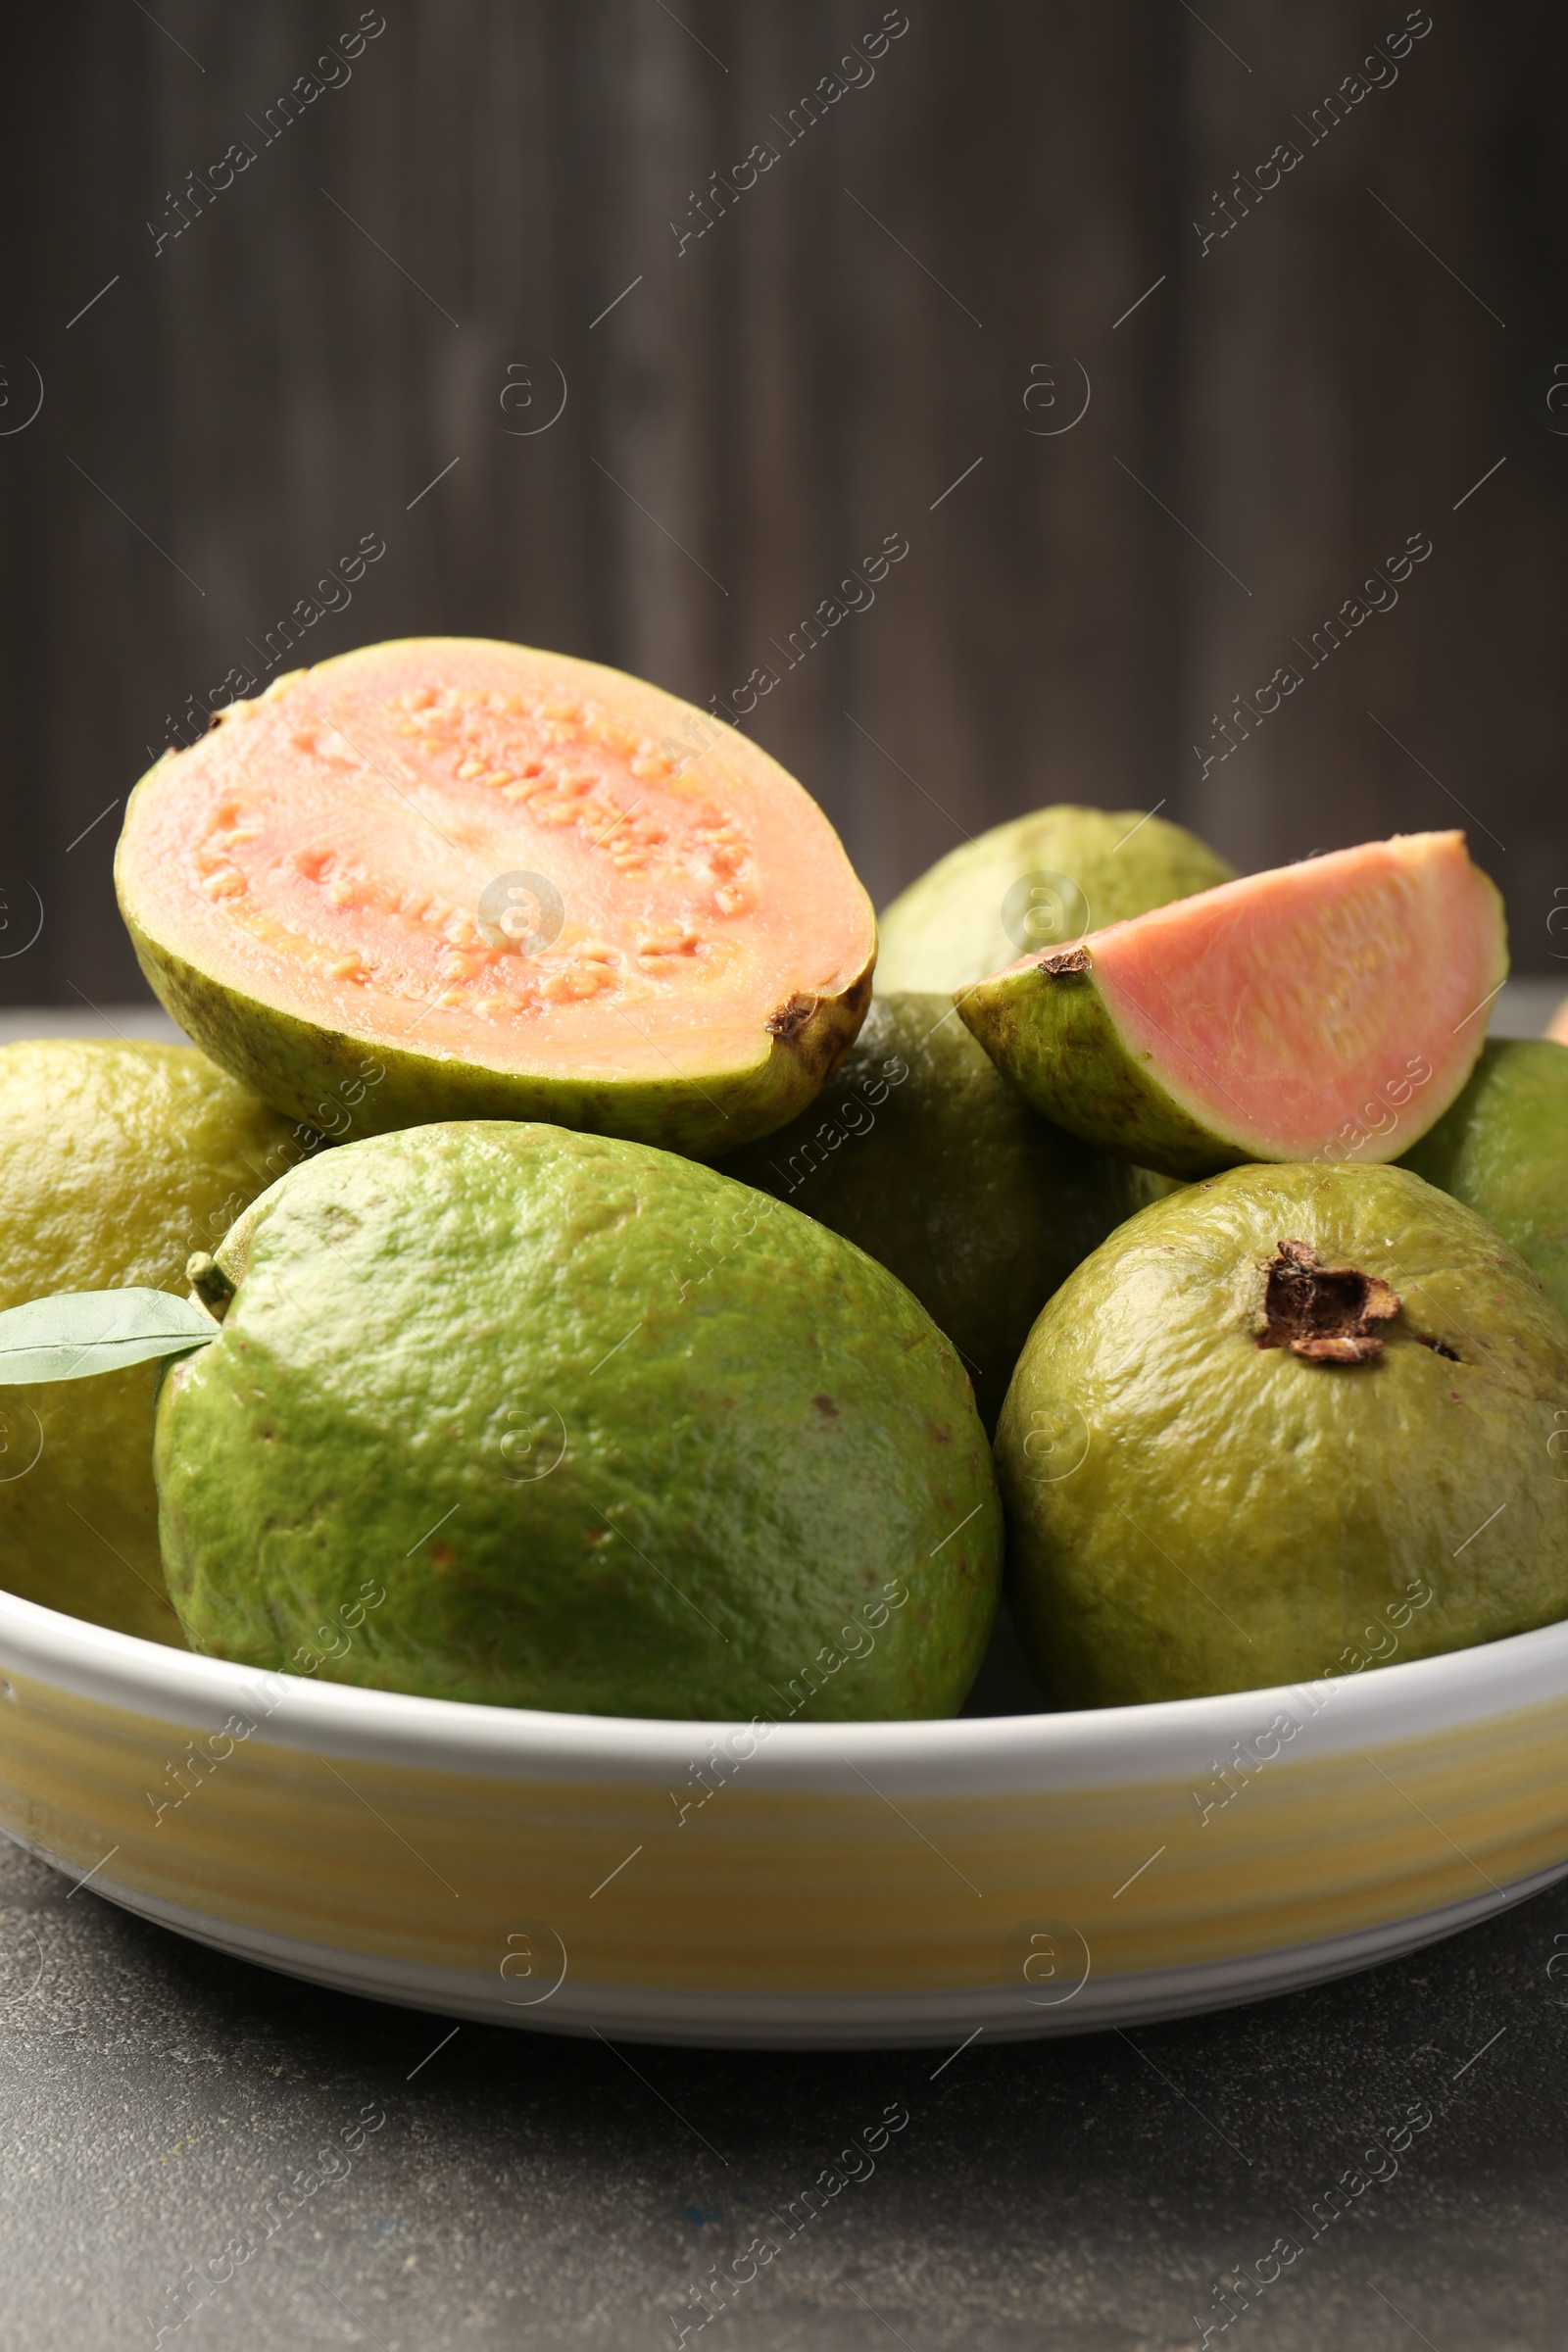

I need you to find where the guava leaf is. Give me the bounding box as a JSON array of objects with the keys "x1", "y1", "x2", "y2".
[{"x1": 0, "y1": 1289, "x2": 220, "y2": 1384}]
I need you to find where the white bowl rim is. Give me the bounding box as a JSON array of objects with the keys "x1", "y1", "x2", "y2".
[{"x1": 3, "y1": 1586, "x2": 1566, "y2": 1793}]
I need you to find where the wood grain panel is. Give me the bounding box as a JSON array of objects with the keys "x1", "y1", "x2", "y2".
[{"x1": 0, "y1": 1, "x2": 1560, "y2": 1005}]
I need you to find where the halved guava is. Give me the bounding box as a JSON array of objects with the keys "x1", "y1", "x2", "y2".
[
  {"x1": 956, "y1": 832, "x2": 1506, "y2": 1179},
  {"x1": 116, "y1": 639, "x2": 876, "y2": 1156}
]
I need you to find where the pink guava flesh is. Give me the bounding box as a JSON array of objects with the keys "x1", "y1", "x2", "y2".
[{"x1": 1072, "y1": 832, "x2": 1503, "y2": 1161}]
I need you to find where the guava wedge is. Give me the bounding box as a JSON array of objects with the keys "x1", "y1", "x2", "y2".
[
  {"x1": 876, "y1": 805, "x2": 1234, "y2": 993},
  {"x1": 0, "y1": 1042, "x2": 306, "y2": 1644},
  {"x1": 998, "y1": 1162, "x2": 1568, "y2": 1707},
  {"x1": 115, "y1": 639, "x2": 876, "y2": 1157},
  {"x1": 957, "y1": 832, "x2": 1507, "y2": 1179},
  {"x1": 1400, "y1": 1039, "x2": 1568, "y2": 1323},
  {"x1": 156, "y1": 1121, "x2": 1002, "y2": 1719},
  {"x1": 721, "y1": 994, "x2": 1172, "y2": 1431}
]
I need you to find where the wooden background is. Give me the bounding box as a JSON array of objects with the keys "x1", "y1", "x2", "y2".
[{"x1": 1, "y1": 0, "x2": 1565, "y2": 1004}]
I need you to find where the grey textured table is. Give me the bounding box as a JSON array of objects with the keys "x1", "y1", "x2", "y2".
[
  {"x1": 3, "y1": 1834, "x2": 1567, "y2": 2351},
  {"x1": 5, "y1": 991, "x2": 1568, "y2": 2350}
]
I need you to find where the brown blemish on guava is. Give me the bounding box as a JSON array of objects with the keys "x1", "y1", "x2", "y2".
[
  {"x1": 763, "y1": 969, "x2": 871, "y2": 1092},
  {"x1": 1256, "y1": 1237, "x2": 1400, "y2": 1365},
  {"x1": 767, "y1": 994, "x2": 816, "y2": 1041},
  {"x1": 1038, "y1": 946, "x2": 1092, "y2": 976},
  {"x1": 812, "y1": 1394, "x2": 840, "y2": 1418},
  {"x1": 1416, "y1": 1334, "x2": 1462, "y2": 1362},
  {"x1": 429, "y1": 1543, "x2": 458, "y2": 1570}
]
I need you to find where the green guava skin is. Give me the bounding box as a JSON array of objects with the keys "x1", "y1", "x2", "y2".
[
  {"x1": 0, "y1": 1042, "x2": 305, "y2": 1645},
  {"x1": 156, "y1": 1121, "x2": 1002, "y2": 1719},
  {"x1": 998, "y1": 1162, "x2": 1568, "y2": 1708},
  {"x1": 122, "y1": 913, "x2": 872, "y2": 1163},
  {"x1": 720, "y1": 995, "x2": 1174, "y2": 1433},
  {"x1": 875, "y1": 806, "x2": 1234, "y2": 994},
  {"x1": 1400, "y1": 1040, "x2": 1568, "y2": 1323}
]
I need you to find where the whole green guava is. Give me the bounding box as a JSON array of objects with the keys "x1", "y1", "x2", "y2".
[
  {"x1": 157, "y1": 1121, "x2": 1002, "y2": 1719},
  {"x1": 1400, "y1": 1039, "x2": 1568, "y2": 1324},
  {"x1": 0, "y1": 1041, "x2": 305, "y2": 1643},
  {"x1": 998, "y1": 1162, "x2": 1568, "y2": 1706},
  {"x1": 876, "y1": 805, "x2": 1235, "y2": 993},
  {"x1": 722, "y1": 994, "x2": 1173, "y2": 1431}
]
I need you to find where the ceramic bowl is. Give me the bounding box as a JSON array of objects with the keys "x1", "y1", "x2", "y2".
[{"x1": 2, "y1": 1587, "x2": 1565, "y2": 2048}]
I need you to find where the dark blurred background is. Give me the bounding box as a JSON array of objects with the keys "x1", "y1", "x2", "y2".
[{"x1": 2, "y1": 0, "x2": 1565, "y2": 1007}]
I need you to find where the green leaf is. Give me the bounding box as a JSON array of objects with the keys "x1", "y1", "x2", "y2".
[{"x1": 0, "y1": 1289, "x2": 221, "y2": 1384}]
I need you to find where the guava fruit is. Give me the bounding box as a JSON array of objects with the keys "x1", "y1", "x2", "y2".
[
  {"x1": 155, "y1": 1121, "x2": 1001, "y2": 1719},
  {"x1": 0, "y1": 1041, "x2": 306, "y2": 1644},
  {"x1": 115, "y1": 638, "x2": 876, "y2": 1159},
  {"x1": 958, "y1": 832, "x2": 1507, "y2": 1179},
  {"x1": 998, "y1": 1161, "x2": 1568, "y2": 1707},
  {"x1": 1400, "y1": 1039, "x2": 1568, "y2": 1322},
  {"x1": 875, "y1": 805, "x2": 1234, "y2": 994},
  {"x1": 721, "y1": 994, "x2": 1171, "y2": 1432}
]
